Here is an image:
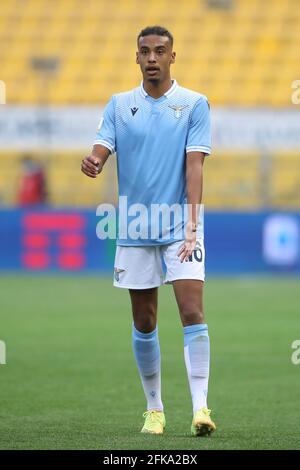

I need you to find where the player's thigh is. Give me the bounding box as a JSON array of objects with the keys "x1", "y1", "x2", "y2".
[
  {"x1": 113, "y1": 245, "x2": 164, "y2": 289},
  {"x1": 172, "y1": 279, "x2": 205, "y2": 325}
]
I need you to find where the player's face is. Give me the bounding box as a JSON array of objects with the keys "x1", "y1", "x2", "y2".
[{"x1": 136, "y1": 35, "x2": 175, "y2": 83}]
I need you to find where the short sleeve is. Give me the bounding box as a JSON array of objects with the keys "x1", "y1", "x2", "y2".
[
  {"x1": 94, "y1": 96, "x2": 116, "y2": 154},
  {"x1": 186, "y1": 97, "x2": 211, "y2": 156}
]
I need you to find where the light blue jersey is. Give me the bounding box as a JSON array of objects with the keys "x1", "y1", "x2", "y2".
[{"x1": 94, "y1": 80, "x2": 211, "y2": 246}]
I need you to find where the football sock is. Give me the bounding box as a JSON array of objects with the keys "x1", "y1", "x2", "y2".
[
  {"x1": 132, "y1": 324, "x2": 163, "y2": 412},
  {"x1": 183, "y1": 323, "x2": 210, "y2": 413}
]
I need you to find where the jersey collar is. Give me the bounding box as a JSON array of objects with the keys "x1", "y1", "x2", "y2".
[{"x1": 139, "y1": 79, "x2": 178, "y2": 99}]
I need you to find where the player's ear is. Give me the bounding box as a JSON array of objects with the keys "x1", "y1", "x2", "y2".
[
  {"x1": 136, "y1": 52, "x2": 140, "y2": 64},
  {"x1": 170, "y1": 51, "x2": 176, "y2": 65}
]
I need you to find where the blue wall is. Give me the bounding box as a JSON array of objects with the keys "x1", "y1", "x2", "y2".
[{"x1": 0, "y1": 209, "x2": 299, "y2": 274}]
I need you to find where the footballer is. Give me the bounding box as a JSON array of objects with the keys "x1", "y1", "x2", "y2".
[{"x1": 81, "y1": 26, "x2": 216, "y2": 437}]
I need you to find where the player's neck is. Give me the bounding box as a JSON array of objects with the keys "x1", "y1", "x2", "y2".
[{"x1": 143, "y1": 77, "x2": 173, "y2": 99}]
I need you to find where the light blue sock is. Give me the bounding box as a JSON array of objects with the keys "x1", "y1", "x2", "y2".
[
  {"x1": 183, "y1": 324, "x2": 210, "y2": 413},
  {"x1": 132, "y1": 324, "x2": 163, "y2": 412}
]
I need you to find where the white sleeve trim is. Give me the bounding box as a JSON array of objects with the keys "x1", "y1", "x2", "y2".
[
  {"x1": 186, "y1": 145, "x2": 211, "y2": 155},
  {"x1": 93, "y1": 139, "x2": 115, "y2": 153}
]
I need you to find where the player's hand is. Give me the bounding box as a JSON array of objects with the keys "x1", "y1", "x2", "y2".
[
  {"x1": 177, "y1": 222, "x2": 197, "y2": 263},
  {"x1": 81, "y1": 155, "x2": 102, "y2": 178}
]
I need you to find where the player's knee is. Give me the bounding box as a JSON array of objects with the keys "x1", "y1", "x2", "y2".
[
  {"x1": 134, "y1": 320, "x2": 156, "y2": 333},
  {"x1": 133, "y1": 309, "x2": 157, "y2": 333},
  {"x1": 180, "y1": 303, "x2": 204, "y2": 325}
]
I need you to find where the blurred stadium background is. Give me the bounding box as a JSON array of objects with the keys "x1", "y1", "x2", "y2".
[
  {"x1": 0, "y1": 0, "x2": 299, "y2": 272},
  {"x1": 0, "y1": 0, "x2": 300, "y2": 450}
]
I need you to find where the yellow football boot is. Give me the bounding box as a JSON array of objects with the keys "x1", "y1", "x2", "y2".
[
  {"x1": 191, "y1": 408, "x2": 216, "y2": 436},
  {"x1": 141, "y1": 410, "x2": 166, "y2": 435}
]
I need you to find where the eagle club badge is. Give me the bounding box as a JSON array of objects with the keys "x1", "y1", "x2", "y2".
[
  {"x1": 114, "y1": 268, "x2": 125, "y2": 282},
  {"x1": 168, "y1": 104, "x2": 189, "y2": 119}
]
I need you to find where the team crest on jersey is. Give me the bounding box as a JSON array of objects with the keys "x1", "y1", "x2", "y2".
[{"x1": 168, "y1": 104, "x2": 189, "y2": 119}]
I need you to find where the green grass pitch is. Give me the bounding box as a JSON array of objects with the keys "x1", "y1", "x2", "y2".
[{"x1": 0, "y1": 275, "x2": 299, "y2": 450}]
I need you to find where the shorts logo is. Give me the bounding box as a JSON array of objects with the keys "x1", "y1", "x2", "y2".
[
  {"x1": 114, "y1": 268, "x2": 125, "y2": 281},
  {"x1": 186, "y1": 241, "x2": 203, "y2": 263}
]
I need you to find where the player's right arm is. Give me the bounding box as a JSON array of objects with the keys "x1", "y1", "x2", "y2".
[
  {"x1": 81, "y1": 96, "x2": 116, "y2": 178},
  {"x1": 81, "y1": 145, "x2": 110, "y2": 178}
]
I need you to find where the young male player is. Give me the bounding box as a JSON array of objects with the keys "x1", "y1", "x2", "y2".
[{"x1": 81, "y1": 26, "x2": 216, "y2": 437}]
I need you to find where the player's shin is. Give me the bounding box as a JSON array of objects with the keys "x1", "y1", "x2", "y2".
[
  {"x1": 132, "y1": 325, "x2": 163, "y2": 412},
  {"x1": 183, "y1": 324, "x2": 210, "y2": 413}
]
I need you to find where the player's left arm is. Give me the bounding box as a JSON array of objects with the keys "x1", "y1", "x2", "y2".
[
  {"x1": 177, "y1": 152, "x2": 205, "y2": 262},
  {"x1": 177, "y1": 96, "x2": 211, "y2": 262}
]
